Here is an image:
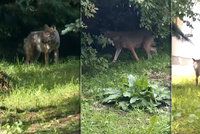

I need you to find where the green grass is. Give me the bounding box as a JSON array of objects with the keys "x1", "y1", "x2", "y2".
[
  {"x1": 172, "y1": 76, "x2": 200, "y2": 134},
  {"x1": 0, "y1": 58, "x2": 80, "y2": 133},
  {"x1": 82, "y1": 102, "x2": 170, "y2": 134},
  {"x1": 82, "y1": 52, "x2": 171, "y2": 134}
]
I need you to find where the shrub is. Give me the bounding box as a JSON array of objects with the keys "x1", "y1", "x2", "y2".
[
  {"x1": 81, "y1": 33, "x2": 110, "y2": 73},
  {"x1": 102, "y1": 74, "x2": 170, "y2": 113}
]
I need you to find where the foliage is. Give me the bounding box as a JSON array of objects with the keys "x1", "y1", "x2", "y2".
[
  {"x1": 80, "y1": 0, "x2": 113, "y2": 72},
  {"x1": 102, "y1": 75, "x2": 170, "y2": 112},
  {"x1": 81, "y1": 46, "x2": 108, "y2": 73},
  {"x1": 61, "y1": 19, "x2": 86, "y2": 35},
  {"x1": 81, "y1": 33, "x2": 111, "y2": 49},
  {"x1": 81, "y1": 0, "x2": 98, "y2": 18},
  {"x1": 61, "y1": 0, "x2": 98, "y2": 34},
  {"x1": 129, "y1": 0, "x2": 170, "y2": 38},
  {"x1": 58, "y1": 0, "x2": 106, "y2": 72},
  {"x1": 81, "y1": 33, "x2": 110, "y2": 73},
  {"x1": 0, "y1": 0, "x2": 79, "y2": 38},
  {"x1": 171, "y1": 0, "x2": 200, "y2": 27},
  {"x1": 129, "y1": 0, "x2": 200, "y2": 38},
  {"x1": 82, "y1": 52, "x2": 170, "y2": 99}
]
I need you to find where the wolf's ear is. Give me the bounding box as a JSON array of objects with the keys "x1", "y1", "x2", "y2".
[
  {"x1": 51, "y1": 25, "x2": 56, "y2": 30},
  {"x1": 192, "y1": 58, "x2": 196, "y2": 62},
  {"x1": 44, "y1": 24, "x2": 49, "y2": 30}
]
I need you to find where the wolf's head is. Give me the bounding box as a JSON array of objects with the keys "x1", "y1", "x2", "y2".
[
  {"x1": 43, "y1": 24, "x2": 60, "y2": 45},
  {"x1": 192, "y1": 58, "x2": 200, "y2": 70}
]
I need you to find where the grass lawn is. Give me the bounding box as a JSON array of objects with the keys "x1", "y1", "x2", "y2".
[
  {"x1": 81, "y1": 52, "x2": 171, "y2": 134},
  {"x1": 0, "y1": 58, "x2": 80, "y2": 133},
  {"x1": 172, "y1": 76, "x2": 200, "y2": 134}
]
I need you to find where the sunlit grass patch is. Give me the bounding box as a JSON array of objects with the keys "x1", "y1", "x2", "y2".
[
  {"x1": 0, "y1": 84, "x2": 79, "y2": 110},
  {"x1": 0, "y1": 58, "x2": 80, "y2": 133},
  {"x1": 172, "y1": 76, "x2": 195, "y2": 85},
  {"x1": 172, "y1": 76, "x2": 200, "y2": 134},
  {"x1": 82, "y1": 102, "x2": 170, "y2": 134}
]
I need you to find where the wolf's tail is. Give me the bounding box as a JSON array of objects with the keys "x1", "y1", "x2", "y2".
[{"x1": 172, "y1": 22, "x2": 193, "y2": 44}]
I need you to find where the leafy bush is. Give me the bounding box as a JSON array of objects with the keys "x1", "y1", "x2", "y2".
[
  {"x1": 102, "y1": 75, "x2": 170, "y2": 112},
  {"x1": 81, "y1": 46, "x2": 108, "y2": 73},
  {"x1": 61, "y1": 19, "x2": 86, "y2": 35},
  {"x1": 81, "y1": 33, "x2": 110, "y2": 73},
  {"x1": 129, "y1": 0, "x2": 170, "y2": 38},
  {"x1": 81, "y1": 0, "x2": 98, "y2": 18},
  {"x1": 129, "y1": 0, "x2": 199, "y2": 38}
]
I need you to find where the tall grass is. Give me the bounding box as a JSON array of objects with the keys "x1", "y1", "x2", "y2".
[{"x1": 172, "y1": 76, "x2": 200, "y2": 134}]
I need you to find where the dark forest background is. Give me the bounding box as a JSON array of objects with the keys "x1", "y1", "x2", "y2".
[{"x1": 84, "y1": 0, "x2": 140, "y2": 34}]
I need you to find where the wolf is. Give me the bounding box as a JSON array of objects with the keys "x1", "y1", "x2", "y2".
[
  {"x1": 104, "y1": 30, "x2": 157, "y2": 62},
  {"x1": 23, "y1": 30, "x2": 51, "y2": 64},
  {"x1": 47, "y1": 25, "x2": 60, "y2": 63},
  {"x1": 24, "y1": 25, "x2": 60, "y2": 64},
  {"x1": 192, "y1": 58, "x2": 200, "y2": 86}
]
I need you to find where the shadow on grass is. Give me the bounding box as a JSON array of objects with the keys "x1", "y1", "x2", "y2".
[
  {"x1": 12, "y1": 64, "x2": 79, "y2": 90},
  {"x1": 0, "y1": 94, "x2": 80, "y2": 124},
  {"x1": 25, "y1": 114, "x2": 80, "y2": 134},
  {"x1": 0, "y1": 95, "x2": 80, "y2": 133}
]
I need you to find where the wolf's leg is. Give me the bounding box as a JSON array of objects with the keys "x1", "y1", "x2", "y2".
[
  {"x1": 145, "y1": 48, "x2": 152, "y2": 59},
  {"x1": 151, "y1": 47, "x2": 157, "y2": 55},
  {"x1": 143, "y1": 43, "x2": 152, "y2": 59},
  {"x1": 130, "y1": 47, "x2": 139, "y2": 61},
  {"x1": 24, "y1": 41, "x2": 30, "y2": 64},
  {"x1": 195, "y1": 71, "x2": 199, "y2": 86},
  {"x1": 143, "y1": 38, "x2": 156, "y2": 59},
  {"x1": 24, "y1": 45, "x2": 34, "y2": 64},
  {"x1": 25, "y1": 52, "x2": 31, "y2": 64},
  {"x1": 34, "y1": 50, "x2": 41, "y2": 62},
  {"x1": 196, "y1": 76, "x2": 198, "y2": 86},
  {"x1": 113, "y1": 48, "x2": 122, "y2": 62},
  {"x1": 54, "y1": 49, "x2": 59, "y2": 63},
  {"x1": 44, "y1": 52, "x2": 49, "y2": 65}
]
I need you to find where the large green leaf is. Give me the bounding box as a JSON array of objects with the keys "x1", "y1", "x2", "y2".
[
  {"x1": 118, "y1": 101, "x2": 129, "y2": 111},
  {"x1": 101, "y1": 74, "x2": 170, "y2": 112},
  {"x1": 102, "y1": 93, "x2": 121, "y2": 103},
  {"x1": 123, "y1": 91, "x2": 132, "y2": 97},
  {"x1": 128, "y1": 74, "x2": 137, "y2": 87},
  {"x1": 130, "y1": 97, "x2": 139, "y2": 104}
]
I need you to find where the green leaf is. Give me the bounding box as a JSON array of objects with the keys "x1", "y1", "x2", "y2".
[
  {"x1": 104, "y1": 88, "x2": 121, "y2": 95},
  {"x1": 130, "y1": 97, "x2": 139, "y2": 104},
  {"x1": 101, "y1": 74, "x2": 170, "y2": 112},
  {"x1": 135, "y1": 76, "x2": 149, "y2": 90},
  {"x1": 102, "y1": 93, "x2": 121, "y2": 103},
  {"x1": 128, "y1": 74, "x2": 137, "y2": 87},
  {"x1": 118, "y1": 101, "x2": 129, "y2": 111},
  {"x1": 123, "y1": 91, "x2": 132, "y2": 97}
]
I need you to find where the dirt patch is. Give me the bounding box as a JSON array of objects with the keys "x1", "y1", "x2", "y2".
[
  {"x1": 26, "y1": 114, "x2": 80, "y2": 133},
  {"x1": 148, "y1": 71, "x2": 171, "y2": 88}
]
